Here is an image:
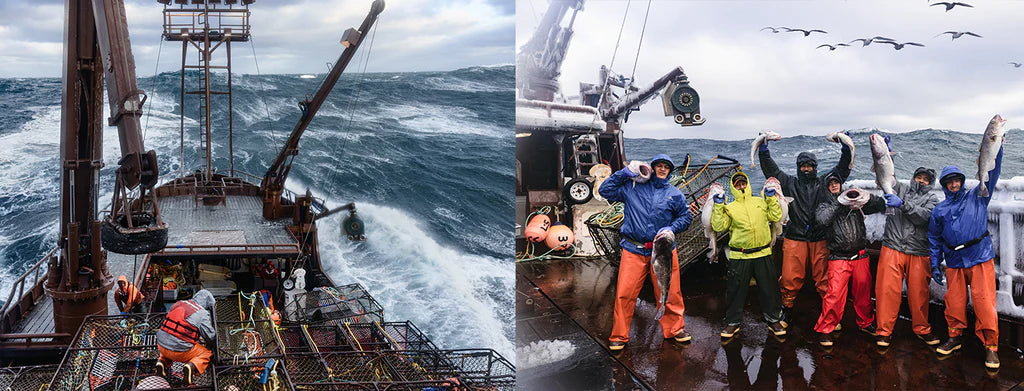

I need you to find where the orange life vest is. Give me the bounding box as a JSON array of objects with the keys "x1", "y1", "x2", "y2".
[{"x1": 160, "y1": 300, "x2": 203, "y2": 343}]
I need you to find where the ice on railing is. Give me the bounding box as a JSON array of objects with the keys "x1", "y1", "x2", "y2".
[{"x1": 847, "y1": 176, "x2": 1024, "y2": 319}]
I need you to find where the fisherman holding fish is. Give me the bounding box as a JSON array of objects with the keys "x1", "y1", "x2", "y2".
[
  {"x1": 756, "y1": 132, "x2": 852, "y2": 310},
  {"x1": 599, "y1": 154, "x2": 694, "y2": 351},
  {"x1": 813, "y1": 174, "x2": 885, "y2": 347},
  {"x1": 928, "y1": 115, "x2": 1006, "y2": 370},
  {"x1": 872, "y1": 154, "x2": 941, "y2": 347},
  {"x1": 710, "y1": 171, "x2": 787, "y2": 339}
]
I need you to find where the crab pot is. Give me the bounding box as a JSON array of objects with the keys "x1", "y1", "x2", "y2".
[
  {"x1": 440, "y1": 349, "x2": 516, "y2": 391},
  {"x1": 215, "y1": 320, "x2": 284, "y2": 364},
  {"x1": 214, "y1": 358, "x2": 293, "y2": 391},
  {"x1": 0, "y1": 365, "x2": 58, "y2": 391},
  {"x1": 338, "y1": 321, "x2": 439, "y2": 352},
  {"x1": 51, "y1": 314, "x2": 210, "y2": 390},
  {"x1": 284, "y1": 284, "x2": 385, "y2": 324},
  {"x1": 215, "y1": 293, "x2": 273, "y2": 323}
]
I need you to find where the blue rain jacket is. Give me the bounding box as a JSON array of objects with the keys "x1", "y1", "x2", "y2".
[
  {"x1": 928, "y1": 146, "x2": 1002, "y2": 270},
  {"x1": 598, "y1": 154, "x2": 693, "y2": 256}
]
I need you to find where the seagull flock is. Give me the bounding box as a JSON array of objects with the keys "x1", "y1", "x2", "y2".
[{"x1": 760, "y1": 2, "x2": 1016, "y2": 68}]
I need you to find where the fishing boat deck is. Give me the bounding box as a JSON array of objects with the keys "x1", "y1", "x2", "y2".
[
  {"x1": 517, "y1": 257, "x2": 1024, "y2": 391},
  {"x1": 10, "y1": 194, "x2": 297, "y2": 337}
]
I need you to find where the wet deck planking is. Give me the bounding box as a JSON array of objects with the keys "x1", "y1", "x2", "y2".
[
  {"x1": 517, "y1": 258, "x2": 1024, "y2": 391},
  {"x1": 11, "y1": 194, "x2": 298, "y2": 335}
]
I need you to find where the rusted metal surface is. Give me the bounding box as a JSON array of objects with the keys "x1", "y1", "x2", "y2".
[{"x1": 518, "y1": 258, "x2": 1024, "y2": 390}]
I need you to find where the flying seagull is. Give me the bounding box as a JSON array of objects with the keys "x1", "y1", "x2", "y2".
[
  {"x1": 849, "y1": 36, "x2": 895, "y2": 46},
  {"x1": 935, "y1": 31, "x2": 982, "y2": 40},
  {"x1": 1010, "y1": 62, "x2": 1023, "y2": 68},
  {"x1": 782, "y1": 27, "x2": 827, "y2": 36},
  {"x1": 878, "y1": 41, "x2": 925, "y2": 50},
  {"x1": 761, "y1": 27, "x2": 783, "y2": 33},
  {"x1": 930, "y1": 2, "x2": 973, "y2": 11},
  {"x1": 817, "y1": 43, "x2": 851, "y2": 51}
]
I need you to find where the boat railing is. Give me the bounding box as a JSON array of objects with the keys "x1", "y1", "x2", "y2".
[
  {"x1": 0, "y1": 248, "x2": 55, "y2": 334},
  {"x1": 232, "y1": 170, "x2": 329, "y2": 215},
  {"x1": 161, "y1": 7, "x2": 252, "y2": 41},
  {"x1": 156, "y1": 243, "x2": 301, "y2": 256}
]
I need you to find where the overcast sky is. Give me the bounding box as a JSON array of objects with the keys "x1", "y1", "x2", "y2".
[
  {"x1": 517, "y1": 0, "x2": 1024, "y2": 140},
  {"x1": 0, "y1": 0, "x2": 513, "y2": 77}
]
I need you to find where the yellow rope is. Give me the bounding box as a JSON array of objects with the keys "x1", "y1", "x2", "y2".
[
  {"x1": 679, "y1": 156, "x2": 717, "y2": 188},
  {"x1": 301, "y1": 324, "x2": 320, "y2": 354},
  {"x1": 343, "y1": 322, "x2": 364, "y2": 351},
  {"x1": 373, "y1": 321, "x2": 402, "y2": 350}
]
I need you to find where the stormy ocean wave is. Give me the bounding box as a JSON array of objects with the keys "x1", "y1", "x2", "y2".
[{"x1": 0, "y1": 65, "x2": 515, "y2": 358}]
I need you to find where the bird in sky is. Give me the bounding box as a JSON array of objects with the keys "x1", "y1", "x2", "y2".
[
  {"x1": 761, "y1": 27, "x2": 783, "y2": 33},
  {"x1": 849, "y1": 36, "x2": 896, "y2": 46},
  {"x1": 782, "y1": 27, "x2": 827, "y2": 36},
  {"x1": 935, "y1": 31, "x2": 982, "y2": 40},
  {"x1": 930, "y1": 2, "x2": 973, "y2": 11},
  {"x1": 877, "y1": 41, "x2": 925, "y2": 50},
  {"x1": 817, "y1": 43, "x2": 851, "y2": 51},
  {"x1": 1010, "y1": 62, "x2": 1023, "y2": 68}
]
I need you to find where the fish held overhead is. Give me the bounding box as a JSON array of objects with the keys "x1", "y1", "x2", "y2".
[{"x1": 977, "y1": 114, "x2": 1007, "y2": 198}]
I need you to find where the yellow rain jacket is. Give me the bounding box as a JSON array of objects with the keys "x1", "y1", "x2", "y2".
[{"x1": 711, "y1": 171, "x2": 782, "y2": 259}]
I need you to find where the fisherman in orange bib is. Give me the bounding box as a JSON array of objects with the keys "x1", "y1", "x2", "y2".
[
  {"x1": 114, "y1": 275, "x2": 145, "y2": 314},
  {"x1": 155, "y1": 289, "x2": 217, "y2": 384}
]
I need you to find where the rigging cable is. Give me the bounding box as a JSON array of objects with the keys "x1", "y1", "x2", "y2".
[
  {"x1": 628, "y1": 0, "x2": 652, "y2": 83},
  {"x1": 249, "y1": 36, "x2": 284, "y2": 159},
  {"x1": 305, "y1": 15, "x2": 381, "y2": 260},
  {"x1": 589, "y1": 0, "x2": 632, "y2": 129}
]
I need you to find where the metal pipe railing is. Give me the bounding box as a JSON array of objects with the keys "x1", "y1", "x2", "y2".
[{"x1": 0, "y1": 248, "x2": 56, "y2": 326}]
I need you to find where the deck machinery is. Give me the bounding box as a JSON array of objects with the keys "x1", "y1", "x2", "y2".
[{"x1": 0, "y1": 1, "x2": 514, "y2": 390}]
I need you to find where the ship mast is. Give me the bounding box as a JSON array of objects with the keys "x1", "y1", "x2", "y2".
[
  {"x1": 47, "y1": 0, "x2": 166, "y2": 334},
  {"x1": 160, "y1": 0, "x2": 254, "y2": 180}
]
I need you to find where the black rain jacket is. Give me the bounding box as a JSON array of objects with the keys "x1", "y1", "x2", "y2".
[
  {"x1": 816, "y1": 186, "x2": 885, "y2": 259},
  {"x1": 759, "y1": 148, "x2": 851, "y2": 242}
]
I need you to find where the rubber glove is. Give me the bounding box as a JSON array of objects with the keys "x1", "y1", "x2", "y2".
[
  {"x1": 758, "y1": 139, "x2": 769, "y2": 152},
  {"x1": 713, "y1": 194, "x2": 725, "y2": 204},
  {"x1": 932, "y1": 269, "x2": 944, "y2": 285},
  {"x1": 884, "y1": 135, "x2": 892, "y2": 152},
  {"x1": 884, "y1": 193, "x2": 902, "y2": 208},
  {"x1": 764, "y1": 188, "x2": 776, "y2": 197}
]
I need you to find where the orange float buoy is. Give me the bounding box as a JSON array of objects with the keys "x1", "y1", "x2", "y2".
[
  {"x1": 524, "y1": 214, "x2": 551, "y2": 243},
  {"x1": 545, "y1": 222, "x2": 575, "y2": 251}
]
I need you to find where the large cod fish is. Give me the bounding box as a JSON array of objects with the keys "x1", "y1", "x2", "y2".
[
  {"x1": 750, "y1": 131, "x2": 782, "y2": 169},
  {"x1": 761, "y1": 177, "x2": 792, "y2": 247},
  {"x1": 977, "y1": 114, "x2": 1007, "y2": 197},
  {"x1": 652, "y1": 229, "x2": 675, "y2": 320},
  {"x1": 701, "y1": 182, "x2": 726, "y2": 262},
  {"x1": 869, "y1": 133, "x2": 897, "y2": 196},
  {"x1": 826, "y1": 131, "x2": 856, "y2": 169}
]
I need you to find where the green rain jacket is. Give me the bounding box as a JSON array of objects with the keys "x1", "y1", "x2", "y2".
[{"x1": 711, "y1": 171, "x2": 783, "y2": 260}]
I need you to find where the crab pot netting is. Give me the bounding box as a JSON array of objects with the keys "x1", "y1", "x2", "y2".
[
  {"x1": 69, "y1": 314, "x2": 165, "y2": 349},
  {"x1": 52, "y1": 345, "x2": 212, "y2": 390},
  {"x1": 284, "y1": 285, "x2": 384, "y2": 324},
  {"x1": 587, "y1": 159, "x2": 740, "y2": 265},
  {"x1": 214, "y1": 358, "x2": 293, "y2": 391},
  {"x1": 280, "y1": 323, "x2": 357, "y2": 353},
  {"x1": 290, "y1": 380, "x2": 461, "y2": 391},
  {"x1": 286, "y1": 351, "x2": 458, "y2": 385},
  {"x1": 215, "y1": 319, "x2": 284, "y2": 363},
  {"x1": 340, "y1": 321, "x2": 440, "y2": 352},
  {"x1": 215, "y1": 293, "x2": 273, "y2": 323},
  {"x1": 440, "y1": 349, "x2": 515, "y2": 391},
  {"x1": 0, "y1": 365, "x2": 57, "y2": 391}
]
